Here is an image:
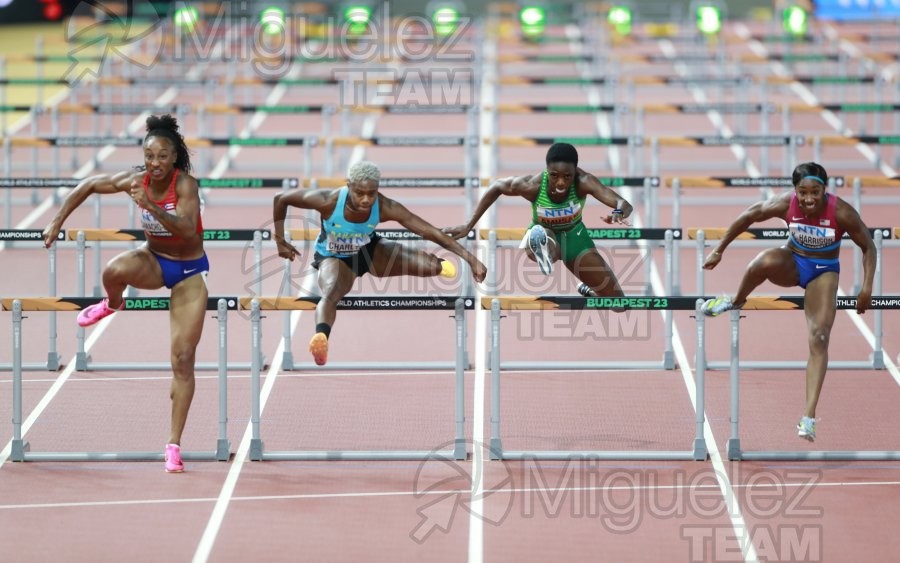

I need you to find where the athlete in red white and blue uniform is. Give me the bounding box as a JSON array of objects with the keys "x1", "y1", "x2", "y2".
[
  {"x1": 700, "y1": 162, "x2": 876, "y2": 443},
  {"x1": 42, "y1": 114, "x2": 207, "y2": 473}
]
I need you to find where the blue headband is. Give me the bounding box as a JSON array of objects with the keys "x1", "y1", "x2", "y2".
[{"x1": 802, "y1": 175, "x2": 825, "y2": 184}]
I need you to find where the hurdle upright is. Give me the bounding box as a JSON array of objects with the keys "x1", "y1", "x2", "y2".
[
  {"x1": 692, "y1": 227, "x2": 888, "y2": 370},
  {"x1": 486, "y1": 296, "x2": 708, "y2": 461},
  {"x1": 4, "y1": 297, "x2": 234, "y2": 462},
  {"x1": 245, "y1": 296, "x2": 472, "y2": 461},
  {"x1": 720, "y1": 296, "x2": 900, "y2": 461}
]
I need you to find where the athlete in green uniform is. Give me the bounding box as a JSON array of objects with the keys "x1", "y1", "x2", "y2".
[{"x1": 444, "y1": 143, "x2": 633, "y2": 297}]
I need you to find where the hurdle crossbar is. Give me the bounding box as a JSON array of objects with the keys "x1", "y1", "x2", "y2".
[
  {"x1": 486, "y1": 297, "x2": 708, "y2": 461},
  {"x1": 246, "y1": 297, "x2": 471, "y2": 461},
  {"x1": 67, "y1": 229, "x2": 268, "y2": 371},
  {"x1": 717, "y1": 304, "x2": 900, "y2": 462},
  {"x1": 692, "y1": 228, "x2": 889, "y2": 370},
  {"x1": 483, "y1": 227, "x2": 680, "y2": 364},
  {"x1": 7, "y1": 298, "x2": 232, "y2": 462}
]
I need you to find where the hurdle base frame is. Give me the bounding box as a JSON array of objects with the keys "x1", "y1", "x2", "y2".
[
  {"x1": 0, "y1": 351, "x2": 63, "y2": 372},
  {"x1": 724, "y1": 309, "x2": 900, "y2": 461},
  {"x1": 10, "y1": 445, "x2": 231, "y2": 463},
  {"x1": 248, "y1": 298, "x2": 470, "y2": 462},
  {"x1": 9, "y1": 299, "x2": 234, "y2": 464},
  {"x1": 488, "y1": 298, "x2": 707, "y2": 462}
]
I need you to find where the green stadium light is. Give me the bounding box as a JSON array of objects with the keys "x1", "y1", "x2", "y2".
[
  {"x1": 173, "y1": 6, "x2": 199, "y2": 32},
  {"x1": 259, "y1": 6, "x2": 286, "y2": 35},
  {"x1": 518, "y1": 6, "x2": 546, "y2": 26},
  {"x1": 519, "y1": 5, "x2": 546, "y2": 39},
  {"x1": 696, "y1": 5, "x2": 722, "y2": 35},
  {"x1": 607, "y1": 5, "x2": 632, "y2": 35},
  {"x1": 783, "y1": 5, "x2": 808, "y2": 35},
  {"x1": 343, "y1": 4, "x2": 372, "y2": 36},
  {"x1": 432, "y1": 7, "x2": 460, "y2": 37}
]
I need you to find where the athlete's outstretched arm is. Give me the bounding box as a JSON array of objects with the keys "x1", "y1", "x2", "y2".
[
  {"x1": 443, "y1": 176, "x2": 532, "y2": 239},
  {"x1": 577, "y1": 171, "x2": 634, "y2": 224},
  {"x1": 272, "y1": 188, "x2": 333, "y2": 260},
  {"x1": 704, "y1": 193, "x2": 791, "y2": 270},
  {"x1": 382, "y1": 197, "x2": 487, "y2": 282},
  {"x1": 42, "y1": 170, "x2": 139, "y2": 247}
]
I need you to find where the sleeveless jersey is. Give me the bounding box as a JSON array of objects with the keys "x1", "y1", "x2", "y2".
[
  {"x1": 140, "y1": 170, "x2": 204, "y2": 240},
  {"x1": 315, "y1": 187, "x2": 380, "y2": 257},
  {"x1": 531, "y1": 171, "x2": 586, "y2": 232},
  {"x1": 786, "y1": 193, "x2": 844, "y2": 253}
]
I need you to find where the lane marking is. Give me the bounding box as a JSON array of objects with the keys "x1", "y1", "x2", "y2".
[{"x1": 6, "y1": 479, "x2": 900, "y2": 511}]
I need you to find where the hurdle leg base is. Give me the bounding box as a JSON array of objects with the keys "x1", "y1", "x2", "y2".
[
  {"x1": 281, "y1": 351, "x2": 295, "y2": 371},
  {"x1": 727, "y1": 438, "x2": 742, "y2": 461},
  {"x1": 489, "y1": 438, "x2": 503, "y2": 460},
  {"x1": 870, "y1": 351, "x2": 885, "y2": 370},
  {"x1": 11, "y1": 439, "x2": 30, "y2": 462},
  {"x1": 46, "y1": 352, "x2": 62, "y2": 371},
  {"x1": 249, "y1": 439, "x2": 264, "y2": 461},
  {"x1": 662, "y1": 350, "x2": 676, "y2": 370},
  {"x1": 75, "y1": 352, "x2": 91, "y2": 371},
  {"x1": 454, "y1": 438, "x2": 467, "y2": 461},
  {"x1": 692, "y1": 438, "x2": 708, "y2": 461},
  {"x1": 216, "y1": 439, "x2": 231, "y2": 461}
]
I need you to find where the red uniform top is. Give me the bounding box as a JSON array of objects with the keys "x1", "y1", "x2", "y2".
[
  {"x1": 140, "y1": 169, "x2": 203, "y2": 240},
  {"x1": 785, "y1": 193, "x2": 844, "y2": 253}
]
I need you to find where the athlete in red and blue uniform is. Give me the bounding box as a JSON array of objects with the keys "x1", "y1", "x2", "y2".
[
  {"x1": 700, "y1": 162, "x2": 876, "y2": 442},
  {"x1": 42, "y1": 114, "x2": 207, "y2": 473}
]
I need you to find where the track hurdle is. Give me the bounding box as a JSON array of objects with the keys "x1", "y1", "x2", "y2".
[
  {"x1": 691, "y1": 228, "x2": 888, "y2": 370},
  {"x1": 717, "y1": 297, "x2": 900, "y2": 461},
  {"x1": 485, "y1": 296, "x2": 708, "y2": 461},
  {"x1": 651, "y1": 134, "x2": 804, "y2": 178},
  {"x1": 814, "y1": 134, "x2": 900, "y2": 172},
  {"x1": 68, "y1": 228, "x2": 271, "y2": 299},
  {"x1": 272, "y1": 228, "x2": 476, "y2": 370},
  {"x1": 482, "y1": 227, "x2": 680, "y2": 365},
  {"x1": 0, "y1": 229, "x2": 65, "y2": 371},
  {"x1": 4, "y1": 297, "x2": 234, "y2": 462},
  {"x1": 65, "y1": 229, "x2": 269, "y2": 372},
  {"x1": 244, "y1": 297, "x2": 472, "y2": 461},
  {"x1": 667, "y1": 175, "x2": 846, "y2": 243}
]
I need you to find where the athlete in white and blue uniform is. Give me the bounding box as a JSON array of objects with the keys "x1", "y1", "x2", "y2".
[
  {"x1": 273, "y1": 161, "x2": 487, "y2": 366},
  {"x1": 700, "y1": 162, "x2": 876, "y2": 443}
]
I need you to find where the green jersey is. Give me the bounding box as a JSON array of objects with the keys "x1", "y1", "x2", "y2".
[{"x1": 531, "y1": 170, "x2": 586, "y2": 232}]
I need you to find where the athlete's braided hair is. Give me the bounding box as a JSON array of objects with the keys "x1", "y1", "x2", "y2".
[
  {"x1": 545, "y1": 142, "x2": 578, "y2": 167},
  {"x1": 145, "y1": 114, "x2": 192, "y2": 173},
  {"x1": 792, "y1": 162, "x2": 828, "y2": 187}
]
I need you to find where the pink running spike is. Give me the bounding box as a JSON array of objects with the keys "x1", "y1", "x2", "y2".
[{"x1": 76, "y1": 298, "x2": 124, "y2": 327}]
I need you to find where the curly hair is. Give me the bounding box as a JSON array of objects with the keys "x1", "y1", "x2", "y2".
[
  {"x1": 347, "y1": 160, "x2": 381, "y2": 184},
  {"x1": 144, "y1": 114, "x2": 192, "y2": 173}
]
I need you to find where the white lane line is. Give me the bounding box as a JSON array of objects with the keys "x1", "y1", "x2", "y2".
[
  {"x1": 193, "y1": 91, "x2": 378, "y2": 561},
  {"x1": 467, "y1": 28, "x2": 499, "y2": 563},
  {"x1": 584, "y1": 32, "x2": 758, "y2": 562},
  {"x1": 6, "y1": 478, "x2": 900, "y2": 511}
]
